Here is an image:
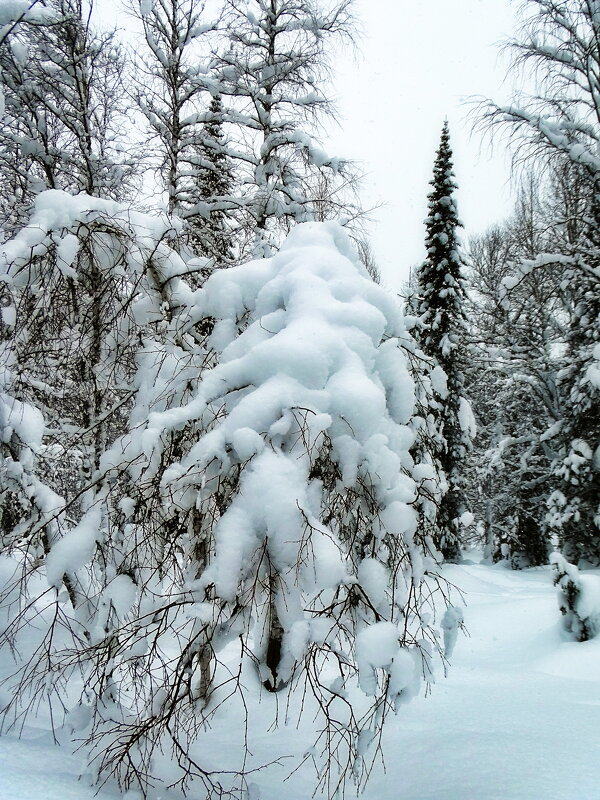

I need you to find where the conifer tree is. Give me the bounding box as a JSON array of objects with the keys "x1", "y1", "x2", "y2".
[
  {"x1": 187, "y1": 94, "x2": 235, "y2": 263},
  {"x1": 412, "y1": 121, "x2": 473, "y2": 562}
]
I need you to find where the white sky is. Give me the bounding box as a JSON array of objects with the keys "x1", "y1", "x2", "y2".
[{"x1": 325, "y1": 0, "x2": 519, "y2": 291}]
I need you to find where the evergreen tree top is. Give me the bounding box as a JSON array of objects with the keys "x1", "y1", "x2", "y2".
[
  {"x1": 415, "y1": 121, "x2": 468, "y2": 362},
  {"x1": 426, "y1": 121, "x2": 460, "y2": 228}
]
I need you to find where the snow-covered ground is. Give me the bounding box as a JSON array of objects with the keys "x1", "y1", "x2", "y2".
[{"x1": 2, "y1": 559, "x2": 599, "y2": 800}]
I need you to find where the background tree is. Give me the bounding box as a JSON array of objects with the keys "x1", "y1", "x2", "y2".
[
  {"x1": 549, "y1": 185, "x2": 600, "y2": 563},
  {"x1": 481, "y1": 0, "x2": 600, "y2": 564},
  {"x1": 0, "y1": 0, "x2": 133, "y2": 232},
  {"x1": 186, "y1": 94, "x2": 235, "y2": 262},
  {"x1": 132, "y1": 0, "x2": 207, "y2": 217},
  {"x1": 209, "y1": 0, "x2": 357, "y2": 257},
  {"x1": 411, "y1": 121, "x2": 473, "y2": 562},
  {"x1": 465, "y1": 175, "x2": 564, "y2": 567},
  {"x1": 0, "y1": 0, "x2": 55, "y2": 224},
  {"x1": 130, "y1": 0, "x2": 236, "y2": 261},
  {"x1": 0, "y1": 0, "x2": 140, "y2": 530}
]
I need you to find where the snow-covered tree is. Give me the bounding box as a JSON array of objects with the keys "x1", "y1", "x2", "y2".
[
  {"x1": 552, "y1": 552, "x2": 600, "y2": 641},
  {"x1": 210, "y1": 0, "x2": 356, "y2": 257},
  {"x1": 549, "y1": 189, "x2": 600, "y2": 564},
  {"x1": 130, "y1": 0, "x2": 363, "y2": 262},
  {"x1": 0, "y1": 1, "x2": 142, "y2": 537},
  {"x1": 464, "y1": 176, "x2": 565, "y2": 568},
  {"x1": 131, "y1": 0, "x2": 219, "y2": 226},
  {"x1": 481, "y1": 0, "x2": 600, "y2": 564},
  {"x1": 0, "y1": 0, "x2": 134, "y2": 230},
  {"x1": 1, "y1": 190, "x2": 452, "y2": 797},
  {"x1": 186, "y1": 94, "x2": 235, "y2": 262},
  {"x1": 411, "y1": 122, "x2": 473, "y2": 562},
  {"x1": 0, "y1": 190, "x2": 226, "y2": 795},
  {"x1": 0, "y1": 0, "x2": 55, "y2": 116}
]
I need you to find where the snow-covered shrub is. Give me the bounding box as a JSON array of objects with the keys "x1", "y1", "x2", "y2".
[
  {"x1": 1, "y1": 201, "x2": 448, "y2": 797},
  {"x1": 551, "y1": 553, "x2": 600, "y2": 642},
  {"x1": 441, "y1": 605, "x2": 464, "y2": 658}
]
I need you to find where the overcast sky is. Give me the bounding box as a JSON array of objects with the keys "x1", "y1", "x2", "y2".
[{"x1": 325, "y1": 0, "x2": 520, "y2": 291}]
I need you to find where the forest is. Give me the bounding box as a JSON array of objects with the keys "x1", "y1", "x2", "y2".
[{"x1": 0, "y1": 1, "x2": 598, "y2": 799}]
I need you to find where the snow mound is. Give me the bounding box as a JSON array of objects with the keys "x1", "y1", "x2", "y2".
[{"x1": 552, "y1": 552, "x2": 600, "y2": 641}]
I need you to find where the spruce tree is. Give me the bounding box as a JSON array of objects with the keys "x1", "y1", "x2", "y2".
[
  {"x1": 187, "y1": 94, "x2": 235, "y2": 263},
  {"x1": 413, "y1": 121, "x2": 473, "y2": 562}
]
